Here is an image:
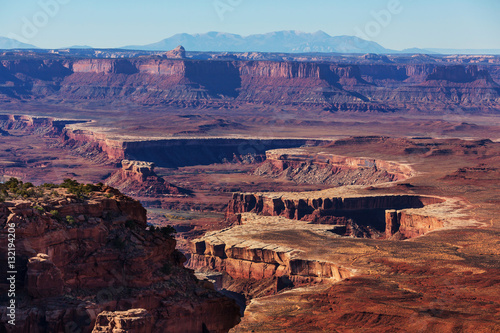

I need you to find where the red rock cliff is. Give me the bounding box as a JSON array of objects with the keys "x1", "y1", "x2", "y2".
[
  {"x1": 0, "y1": 184, "x2": 240, "y2": 332},
  {"x1": 1, "y1": 55, "x2": 499, "y2": 111}
]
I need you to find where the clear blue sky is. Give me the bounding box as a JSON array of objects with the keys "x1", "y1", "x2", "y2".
[{"x1": 1, "y1": 0, "x2": 499, "y2": 49}]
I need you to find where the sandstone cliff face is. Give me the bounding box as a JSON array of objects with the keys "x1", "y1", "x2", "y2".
[
  {"x1": 189, "y1": 189, "x2": 459, "y2": 308},
  {"x1": 1, "y1": 55, "x2": 499, "y2": 111},
  {"x1": 225, "y1": 192, "x2": 445, "y2": 239},
  {"x1": 0, "y1": 185, "x2": 240, "y2": 332},
  {"x1": 189, "y1": 213, "x2": 353, "y2": 287},
  {"x1": 59, "y1": 128, "x2": 320, "y2": 167}
]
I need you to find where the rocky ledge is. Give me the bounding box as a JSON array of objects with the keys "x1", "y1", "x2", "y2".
[
  {"x1": 254, "y1": 148, "x2": 414, "y2": 185},
  {"x1": 0, "y1": 179, "x2": 240, "y2": 332},
  {"x1": 190, "y1": 186, "x2": 474, "y2": 295}
]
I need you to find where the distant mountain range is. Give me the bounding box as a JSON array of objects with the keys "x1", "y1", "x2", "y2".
[
  {"x1": 0, "y1": 36, "x2": 37, "y2": 49},
  {"x1": 1, "y1": 32, "x2": 500, "y2": 55},
  {"x1": 122, "y1": 31, "x2": 391, "y2": 54}
]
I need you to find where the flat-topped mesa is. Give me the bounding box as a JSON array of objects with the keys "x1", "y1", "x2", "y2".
[
  {"x1": 60, "y1": 127, "x2": 320, "y2": 168},
  {"x1": 255, "y1": 149, "x2": 414, "y2": 185},
  {"x1": 189, "y1": 214, "x2": 353, "y2": 288},
  {"x1": 226, "y1": 192, "x2": 446, "y2": 239},
  {"x1": 191, "y1": 187, "x2": 472, "y2": 299}
]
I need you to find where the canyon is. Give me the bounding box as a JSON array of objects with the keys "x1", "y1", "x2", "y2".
[{"x1": 1, "y1": 48, "x2": 500, "y2": 332}]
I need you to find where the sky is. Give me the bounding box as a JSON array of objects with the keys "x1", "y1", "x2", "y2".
[{"x1": 1, "y1": 0, "x2": 499, "y2": 50}]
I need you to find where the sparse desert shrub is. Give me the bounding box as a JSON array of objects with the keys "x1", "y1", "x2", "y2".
[
  {"x1": 34, "y1": 205, "x2": 45, "y2": 213},
  {"x1": 50, "y1": 210, "x2": 61, "y2": 221},
  {"x1": 66, "y1": 215, "x2": 76, "y2": 225},
  {"x1": 60, "y1": 179, "x2": 100, "y2": 199},
  {"x1": 160, "y1": 226, "x2": 177, "y2": 238},
  {"x1": 5, "y1": 177, "x2": 19, "y2": 189},
  {"x1": 61, "y1": 178, "x2": 79, "y2": 189}
]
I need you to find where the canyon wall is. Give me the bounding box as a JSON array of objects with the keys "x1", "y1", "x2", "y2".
[
  {"x1": 190, "y1": 237, "x2": 351, "y2": 284},
  {"x1": 62, "y1": 127, "x2": 323, "y2": 167},
  {"x1": 188, "y1": 192, "x2": 448, "y2": 291},
  {"x1": 1, "y1": 56, "x2": 499, "y2": 111},
  {"x1": 1, "y1": 114, "x2": 326, "y2": 169},
  {"x1": 225, "y1": 192, "x2": 445, "y2": 238}
]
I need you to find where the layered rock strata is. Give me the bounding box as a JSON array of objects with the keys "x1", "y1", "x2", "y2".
[
  {"x1": 254, "y1": 148, "x2": 414, "y2": 185},
  {"x1": 191, "y1": 186, "x2": 468, "y2": 298},
  {"x1": 190, "y1": 213, "x2": 353, "y2": 285},
  {"x1": 61, "y1": 126, "x2": 322, "y2": 167},
  {"x1": 225, "y1": 191, "x2": 445, "y2": 239},
  {"x1": 1, "y1": 54, "x2": 499, "y2": 111}
]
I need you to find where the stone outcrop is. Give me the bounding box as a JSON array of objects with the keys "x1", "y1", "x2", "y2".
[
  {"x1": 25, "y1": 253, "x2": 65, "y2": 299},
  {"x1": 0, "y1": 114, "x2": 83, "y2": 136},
  {"x1": 387, "y1": 210, "x2": 446, "y2": 239},
  {"x1": 164, "y1": 45, "x2": 186, "y2": 59},
  {"x1": 189, "y1": 186, "x2": 468, "y2": 311},
  {"x1": 1, "y1": 114, "x2": 326, "y2": 168},
  {"x1": 92, "y1": 309, "x2": 155, "y2": 333},
  {"x1": 105, "y1": 160, "x2": 189, "y2": 197},
  {"x1": 254, "y1": 148, "x2": 414, "y2": 185},
  {"x1": 0, "y1": 185, "x2": 240, "y2": 332}
]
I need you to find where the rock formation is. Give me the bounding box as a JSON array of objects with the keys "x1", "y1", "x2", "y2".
[
  {"x1": 0, "y1": 182, "x2": 240, "y2": 332},
  {"x1": 189, "y1": 186, "x2": 459, "y2": 291},
  {"x1": 254, "y1": 148, "x2": 414, "y2": 185},
  {"x1": 105, "y1": 159, "x2": 190, "y2": 197},
  {"x1": 189, "y1": 213, "x2": 353, "y2": 285},
  {"x1": 59, "y1": 128, "x2": 320, "y2": 167},
  {"x1": 1, "y1": 53, "x2": 499, "y2": 112},
  {"x1": 224, "y1": 190, "x2": 445, "y2": 239},
  {"x1": 164, "y1": 45, "x2": 186, "y2": 59},
  {"x1": 92, "y1": 309, "x2": 155, "y2": 333},
  {"x1": 25, "y1": 253, "x2": 65, "y2": 299}
]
